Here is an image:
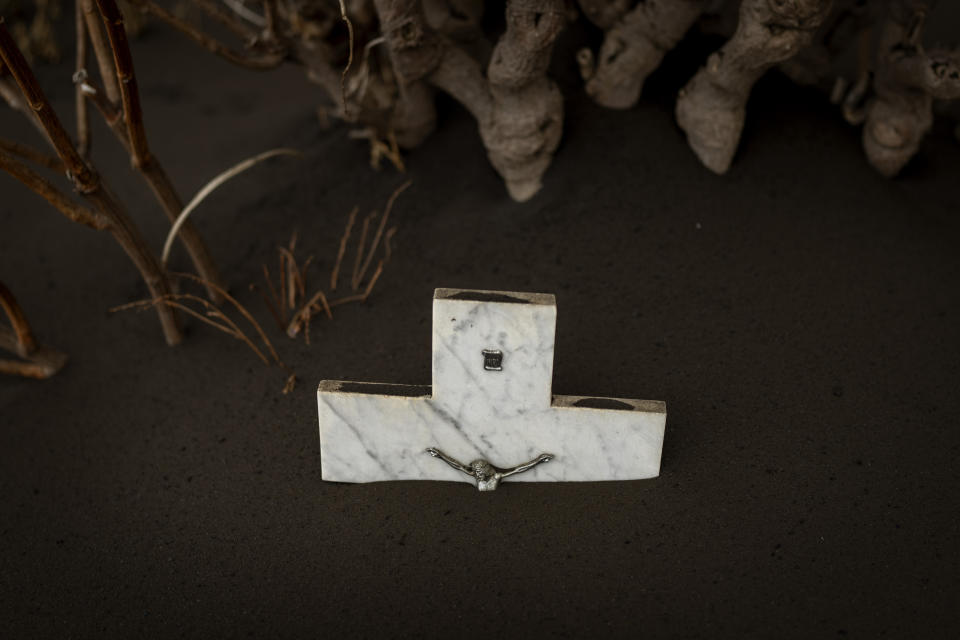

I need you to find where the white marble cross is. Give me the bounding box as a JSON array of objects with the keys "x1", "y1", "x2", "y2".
[{"x1": 317, "y1": 288, "x2": 666, "y2": 488}]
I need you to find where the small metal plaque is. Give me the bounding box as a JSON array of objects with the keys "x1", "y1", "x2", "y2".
[{"x1": 482, "y1": 349, "x2": 503, "y2": 371}]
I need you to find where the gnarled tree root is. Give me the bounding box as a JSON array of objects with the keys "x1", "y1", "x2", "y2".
[
  {"x1": 863, "y1": 2, "x2": 960, "y2": 176},
  {"x1": 676, "y1": 0, "x2": 832, "y2": 174},
  {"x1": 580, "y1": 0, "x2": 706, "y2": 110},
  {"x1": 375, "y1": 0, "x2": 566, "y2": 201}
]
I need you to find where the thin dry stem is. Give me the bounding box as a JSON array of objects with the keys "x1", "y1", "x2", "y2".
[
  {"x1": 383, "y1": 226, "x2": 397, "y2": 262},
  {"x1": 355, "y1": 180, "x2": 410, "y2": 286},
  {"x1": 330, "y1": 205, "x2": 358, "y2": 291},
  {"x1": 112, "y1": 294, "x2": 269, "y2": 364},
  {"x1": 161, "y1": 148, "x2": 301, "y2": 266},
  {"x1": 0, "y1": 19, "x2": 98, "y2": 193},
  {"x1": 82, "y1": 0, "x2": 120, "y2": 104},
  {"x1": 332, "y1": 260, "x2": 384, "y2": 308},
  {"x1": 0, "y1": 149, "x2": 106, "y2": 230},
  {"x1": 338, "y1": 0, "x2": 355, "y2": 113},
  {"x1": 75, "y1": 0, "x2": 91, "y2": 157},
  {"x1": 0, "y1": 281, "x2": 37, "y2": 356},
  {"x1": 171, "y1": 272, "x2": 282, "y2": 366},
  {"x1": 127, "y1": 0, "x2": 285, "y2": 69},
  {"x1": 0, "y1": 138, "x2": 64, "y2": 172},
  {"x1": 95, "y1": 0, "x2": 150, "y2": 168},
  {"x1": 351, "y1": 212, "x2": 375, "y2": 291}
]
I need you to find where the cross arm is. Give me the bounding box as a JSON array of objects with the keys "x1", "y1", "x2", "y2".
[
  {"x1": 425, "y1": 447, "x2": 473, "y2": 477},
  {"x1": 500, "y1": 453, "x2": 553, "y2": 478}
]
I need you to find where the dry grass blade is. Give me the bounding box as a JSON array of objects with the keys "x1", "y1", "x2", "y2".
[
  {"x1": 287, "y1": 289, "x2": 333, "y2": 339},
  {"x1": 161, "y1": 147, "x2": 302, "y2": 266},
  {"x1": 331, "y1": 260, "x2": 384, "y2": 308},
  {"x1": 383, "y1": 226, "x2": 397, "y2": 262},
  {"x1": 171, "y1": 272, "x2": 282, "y2": 367},
  {"x1": 75, "y1": 0, "x2": 91, "y2": 157},
  {"x1": 282, "y1": 372, "x2": 296, "y2": 394},
  {"x1": 355, "y1": 180, "x2": 410, "y2": 286},
  {"x1": 330, "y1": 205, "x2": 357, "y2": 291},
  {"x1": 351, "y1": 212, "x2": 375, "y2": 291}
]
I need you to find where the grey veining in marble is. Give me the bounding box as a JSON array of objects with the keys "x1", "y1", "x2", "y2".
[{"x1": 317, "y1": 288, "x2": 666, "y2": 485}]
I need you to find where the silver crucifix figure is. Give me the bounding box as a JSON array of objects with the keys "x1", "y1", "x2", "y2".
[{"x1": 425, "y1": 447, "x2": 553, "y2": 491}]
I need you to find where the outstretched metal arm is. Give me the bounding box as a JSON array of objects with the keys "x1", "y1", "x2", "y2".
[
  {"x1": 425, "y1": 447, "x2": 473, "y2": 476},
  {"x1": 501, "y1": 453, "x2": 553, "y2": 478}
]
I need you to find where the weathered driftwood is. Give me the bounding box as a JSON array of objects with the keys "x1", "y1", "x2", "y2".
[
  {"x1": 374, "y1": 0, "x2": 566, "y2": 200},
  {"x1": 675, "y1": 0, "x2": 833, "y2": 174},
  {"x1": 863, "y1": 0, "x2": 960, "y2": 176},
  {"x1": 579, "y1": 0, "x2": 706, "y2": 109}
]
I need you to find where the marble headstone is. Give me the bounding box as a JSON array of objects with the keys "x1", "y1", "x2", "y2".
[{"x1": 317, "y1": 288, "x2": 666, "y2": 486}]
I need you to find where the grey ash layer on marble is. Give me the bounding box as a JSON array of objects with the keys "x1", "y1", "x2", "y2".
[{"x1": 318, "y1": 288, "x2": 666, "y2": 485}]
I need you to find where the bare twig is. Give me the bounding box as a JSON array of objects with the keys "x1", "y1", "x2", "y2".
[
  {"x1": 0, "y1": 283, "x2": 68, "y2": 379},
  {"x1": 0, "y1": 281, "x2": 37, "y2": 356},
  {"x1": 0, "y1": 24, "x2": 182, "y2": 345},
  {"x1": 383, "y1": 226, "x2": 397, "y2": 262},
  {"x1": 0, "y1": 76, "x2": 50, "y2": 143},
  {"x1": 95, "y1": 0, "x2": 150, "y2": 167},
  {"x1": 75, "y1": 0, "x2": 91, "y2": 157},
  {"x1": 126, "y1": 0, "x2": 286, "y2": 69},
  {"x1": 81, "y1": 0, "x2": 120, "y2": 104},
  {"x1": 0, "y1": 149, "x2": 106, "y2": 230},
  {"x1": 355, "y1": 179, "x2": 410, "y2": 287},
  {"x1": 0, "y1": 19, "x2": 98, "y2": 193},
  {"x1": 73, "y1": 11, "x2": 226, "y2": 302},
  {"x1": 171, "y1": 272, "x2": 282, "y2": 366},
  {"x1": 286, "y1": 289, "x2": 333, "y2": 338},
  {"x1": 330, "y1": 205, "x2": 357, "y2": 291},
  {"x1": 0, "y1": 138, "x2": 64, "y2": 172},
  {"x1": 351, "y1": 212, "x2": 374, "y2": 291},
  {"x1": 332, "y1": 260, "x2": 384, "y2": 308},
  {"x1": 111, "y1": 293, "x2": 269, "y2": 364}
]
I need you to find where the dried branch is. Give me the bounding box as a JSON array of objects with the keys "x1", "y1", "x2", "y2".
[
  {"x1": 81, "y1": 0, "x2": 120, "y2": 104},
  {"x1": 126, "y1": 0, "x2": 286, "y2": 69},
  {"x1": 0, "y1": 149, "x2": 106, "y2": 230},
  {"x1": 73, "y1": 11, "x2": 226, "y2": 302},
  {"x1": 0, "y1": 23, "x2": 182, "y2": 345},
  {"x1": 75, "y1": 0, "x2": 91, "y2": 157},
  {"x1": 171, "y1": 272, "x2": 282, "y2": 366},
  {"x1": 350, "y1": 212, "x2": 374, "y2": 291},
  {"x1": 94, "y1": 0, "x2": 150, "y2": 167},
  {"x1": 355, "y1": 179, "x2": 410, "y2": 286},
  {"x1": 0, "y1": 19, "x2": 98, "y2": 193},
  {"x1": 0, "y1": 281, "x2": 37, "y2": 357},
  {"x1": 111, "y1": 293, "x2": 269, "y2": 364},
  {"x1": 0, "y1": 138, "x2": 64, "y2": 172},
  {"x1": 0, "y1": 283, "x2": 68, "y2": 379},
  {"x1": 330, "y1": 206, "x2": 357, "y2": 291}
]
